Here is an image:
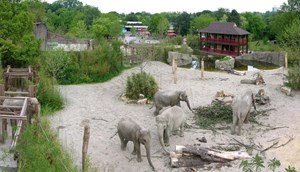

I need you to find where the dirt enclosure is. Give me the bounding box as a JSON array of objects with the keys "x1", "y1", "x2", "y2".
[{"x1": 49, "y1": 61, "x2": 300, "y2": 172}]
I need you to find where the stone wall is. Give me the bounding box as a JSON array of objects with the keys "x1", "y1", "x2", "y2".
[{"x1": 236, "y1": 51, "x2": 286, "y2": 67}]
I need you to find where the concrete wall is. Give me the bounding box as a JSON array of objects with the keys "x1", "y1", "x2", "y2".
[{"x1": 236, "y1": 51, "x2": 286, "y2": 67}]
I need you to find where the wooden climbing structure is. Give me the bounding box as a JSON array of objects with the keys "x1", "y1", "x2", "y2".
[{"x1": 0, "y1": 65, "x2": 39, "y2": 149}]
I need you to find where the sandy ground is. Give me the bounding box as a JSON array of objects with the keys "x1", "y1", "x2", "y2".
[{"x1": 49, "y1": 61, "x2": 300, "y2": 172}]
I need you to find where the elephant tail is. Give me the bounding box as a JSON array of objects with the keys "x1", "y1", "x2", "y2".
[{"x1": 110, "y1": 131, "x2": 118, "y2": 139}]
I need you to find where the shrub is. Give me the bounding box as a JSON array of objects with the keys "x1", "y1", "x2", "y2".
[
  {"x1": 125, "y1": 72, "x2": 158, "y2": 100},
  {"x1": 37, "y1": 70, "x2": 64, "y2": 113}
]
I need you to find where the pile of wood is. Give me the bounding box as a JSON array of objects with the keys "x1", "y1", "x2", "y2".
[
  {"x1": 170, "y1": 145, "x2": 251, "y2": 168},
  {"x1": 212, "y1": 90, "x2": 235, "y2": 105}
]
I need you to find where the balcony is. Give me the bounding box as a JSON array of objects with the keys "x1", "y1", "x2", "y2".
[
  {"x1": 200, "y1": 48, "x2": 240, "y2": 56},
  {"x1": 200, "y1": 38, "x2": 247, "y2": 45}
]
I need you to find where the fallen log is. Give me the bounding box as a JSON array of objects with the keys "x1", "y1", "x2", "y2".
[
  {"x1": 241, "y1": 72, "x2": 265, "y2": 85},
  {"x1": 170, "y1": 145, "x2": 251, "y2": 168}
]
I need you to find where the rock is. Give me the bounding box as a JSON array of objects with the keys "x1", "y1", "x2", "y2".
[
  {"x1": 167, "y1": 51, "x2": 198, "y2": 67},
  {"x1": 215, "y1": 56, "x2": 235, "y2": 70},
  {"x1": 281, "y1": 86, "x2": 292, "y2": 96}
]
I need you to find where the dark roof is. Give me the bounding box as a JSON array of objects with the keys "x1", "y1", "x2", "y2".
[{"x1": 199, "y1": 22, "x2": 249, "y2": 35}]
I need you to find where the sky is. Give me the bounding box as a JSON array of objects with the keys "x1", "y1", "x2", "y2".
[{"x1": 44, "y1": 0, "x2": 287, "y2": 14}]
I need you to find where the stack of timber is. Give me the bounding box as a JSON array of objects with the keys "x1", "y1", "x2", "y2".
[{"x1": 170, "y1": 145, "x2": 251, "y2": 168}]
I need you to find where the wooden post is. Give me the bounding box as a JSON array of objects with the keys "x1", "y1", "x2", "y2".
[
  {"x1": 82, "y1": 124, "x2": 90, "y2": 172},
  {"x1": 201, "y1": 60, "x2": 204, "y2": 79},
  {"x1": 172, "y1": 58, "x2": 177, "y2": 84},
  {"x1": 285, "y1": 52, "x2": 288, "y2": 69}
]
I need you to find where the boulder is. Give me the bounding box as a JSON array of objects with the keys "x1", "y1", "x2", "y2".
[
  {"x1": 215, "y1": 56, "x2": 235, "y2": 70},
  {"x1": 167, "y1": 51, "x2": 198, "y2": 67}
]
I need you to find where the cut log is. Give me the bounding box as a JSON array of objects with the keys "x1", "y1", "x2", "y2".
[{"x1": 170, "y1": 145, "x2": 251, "y2": 168}]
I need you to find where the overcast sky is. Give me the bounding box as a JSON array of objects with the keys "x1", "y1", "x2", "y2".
[{"x1": 44, "y1": 0, "x2": 287, "y2": 14}]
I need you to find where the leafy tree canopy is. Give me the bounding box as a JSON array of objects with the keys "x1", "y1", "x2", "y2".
[
  {"x1": 190, "y1": 14, "x2": 216, "y2": 34},
  {"x1": 227, "y1": 9, "x2": 241, "y2": 26},
  {"x1": 0, "y1": 0, "x2": 40, "y2": 67}
]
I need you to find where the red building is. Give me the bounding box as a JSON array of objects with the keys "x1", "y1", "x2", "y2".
[{"x1": 199, "y1": 22, "x2": 250, "y2": 57}]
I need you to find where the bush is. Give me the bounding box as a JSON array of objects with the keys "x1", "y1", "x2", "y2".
[
  {"x1": 37, "y1": 70, "x2": 64, "y2": 113},
  {"x1": 193, "y1": 101, "x2": 232, "y2": 129},
  {"x1": 285, "y1": 47, "x2": 300, "y2": 90},
  {"x1": 125, "y1": 72, "x2": 158, "y2": 100}
]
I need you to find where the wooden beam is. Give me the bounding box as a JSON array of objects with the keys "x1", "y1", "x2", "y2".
[
  {"x1": 10, "y1": 120, "x2": 23, "y2": 149},
  {"x1": 0, "y1": 115, "x2": 27, "y2": 120},
  {"x1": 0, "y1": 105, "x2": 23, "y2": 109},
  {"x1": 0, "y1": 111, "x2": 18, "y2": 115}
]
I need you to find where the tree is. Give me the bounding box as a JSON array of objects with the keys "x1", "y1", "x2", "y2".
[
  {"x1": 189, "y1": 14, "x2": 216, "y2": 34},
  {"x1": 269, "y1": 11, "x2": 297, "y2": 43},
  {"x1": 67, "y1": 20, "x2": 88, "y2": 38},
  {"x1": 0, "y1": 0, "x2": 40, "y2": 67},
  {"x1": 53, "y1": 0, "x2": 83, "y2": 8},
  {"x1": 43, "y1": 49, "x2": 71, "y2": 89},
  {"x1": 281, "y1": 0, "x2": 300, "y2": 12},
  {"x1": 281, "y1": 18, "x2": 300, "y2": 46},
  {"x1": 242, "y1": 13, "x2": 265, "y2": 41},
  {"x1": 92, "y1": 13, "x2": 122, "y2": 39},
  {"x1": 227, "y1": 9, "x2": 241, "y2": 26},
  {"x1": 174, "y1": 12, "x2": 191, "y2": 36},
  {"x1": 157, "y1": 17, "x2": 169, "y2": 37},
  {"x1": 125, "y1": 12, "x2": 138, "y2": 21},
  {"x1": 214, "y1": 8, "x2": 230, "y2": 21}
]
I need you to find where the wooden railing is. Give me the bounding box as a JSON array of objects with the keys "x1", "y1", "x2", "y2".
[
  {"x1": 200, "y1": 38, "x2": 247, "y2": 45},
  {"x1": 200, "y1": 48, "x2": 240, "y2": 56}
]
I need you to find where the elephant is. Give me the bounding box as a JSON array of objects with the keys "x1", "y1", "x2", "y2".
[
  {"x1": 150, "y1": 90, "x2": 193, "y2": 116},
  {"x1": 117, "y1": 117, "x2": 155, "y2": 171},
  {"x1": 231, "y1": 89, "x2": 257, "y2": 136},
  {"x1": 155, "y1": 106, "x2": 186, "y2": 153}
]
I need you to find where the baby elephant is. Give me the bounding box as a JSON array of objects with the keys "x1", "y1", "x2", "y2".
[
  {"x1": 117, "y1": 117, "x2": 155, "y2": 171},
  {"x1": 231, "y1": 89, "x2": 257, "y2": 136},
  {"x1": 155, "y1": 106, "x2": 186, "y2": 153}
]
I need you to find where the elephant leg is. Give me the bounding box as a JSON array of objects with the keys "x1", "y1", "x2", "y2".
[
  {"x1": 175, "y1": 101, "x2": 181, "y2": 107},
  {"x1": 231, "y1": 113, "x2": 238, "y2": 134},
  {"x1": 179, "y1": 122, "x2": 184, "y2": 137},
  {"x1": 237, "y1": 115, "x2": 245, "y2": 136},
  {"x1": 244, "y1": 111, "x2": 250, "y2": 124},
  {"x1": 118, "y1": 133, "x2": 127, "y2": 150},
  {"x1": 163, "y1": 129, "x2": 170, "y2": 147},
  {"x1": 133, "y1": 141, "x2": 142, "y2": 162}
]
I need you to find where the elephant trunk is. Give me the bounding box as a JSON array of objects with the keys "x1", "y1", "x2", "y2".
[
  {"x1": 158, "y1": 126, "x2": 169, "y2": 154},
  {"x1": 185, "y1": 99, "x2": 193, "y2": 113},
  {"x1": 145, "y1": 143, "x2": 155, "y2": 171}
]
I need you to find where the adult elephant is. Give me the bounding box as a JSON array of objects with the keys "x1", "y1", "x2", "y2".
[
  {"x1": 231, "y1": 89, "x2": 257, "y2": 136},
  {"x1": 117, "y1": 117, "x2": 155, "y2": 171},
  {"x1": 155, "y1": 106, "x2": 186, "y2": 153},
  {"x1": 151, "y1": 90, "x2": 193, "y2": 116}
]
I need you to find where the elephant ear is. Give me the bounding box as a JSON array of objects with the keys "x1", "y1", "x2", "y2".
[
  {"x1": 179, "y1": 91, "x2": 187, "y2": 100},
  {"x1": 138, "y1": 129, "x2": 150, "y2": 144}
]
